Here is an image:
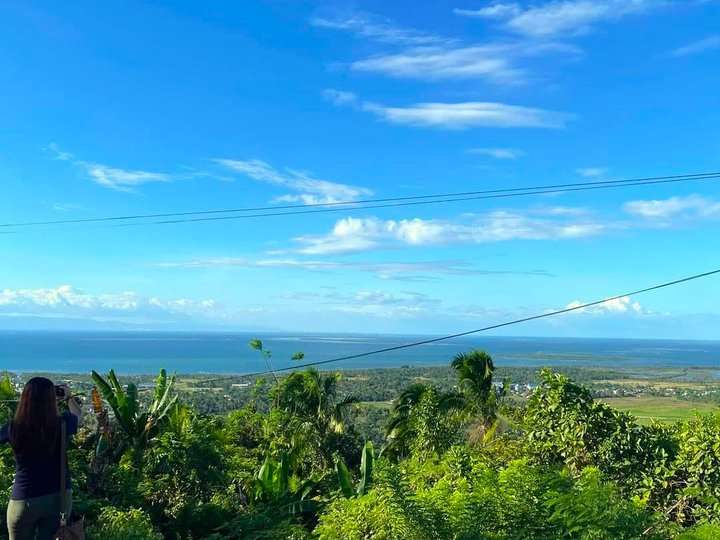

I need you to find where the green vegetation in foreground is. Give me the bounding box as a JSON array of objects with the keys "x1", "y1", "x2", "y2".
[
  {"x1": 5, "y1": 349, "x2": 720, "y2": 538},
  {"x1": 603, "y1": 396, "x2": 719, "y2": 423}
]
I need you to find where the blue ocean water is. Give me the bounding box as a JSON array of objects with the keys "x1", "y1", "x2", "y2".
[{"x1": 0, "y1": 331, "x2": 719, "y2": 375}]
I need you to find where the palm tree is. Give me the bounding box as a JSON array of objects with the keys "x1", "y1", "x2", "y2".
[
  {"x1": 451, "y1": 350, "x2": 499, "y2": 421},
  {"x1": 384, "y1": 383, "x2": 463, "y2": 460},
  {"x1": 273, "y1": 369, "x2": 358, "y2": 434},
  {"x1": 272, "y1": 368, "x2": 359, "y2": 468}
]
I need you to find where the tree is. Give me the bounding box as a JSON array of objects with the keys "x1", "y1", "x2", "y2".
[
  {"x1": 270, "y1": 369, "x2": 360, "y2": 469},
  {"x1": 273, "y1": 369, "x2": 358, "y2": 433},
  {"x1": 451, "y1": 349, "x2": 498, "y2": 423},
  {"x1": 525, "y1": 369, "x2": 674, "y2": 487},
  {"x1": 384, "y1": 383, "x2": 463, "y2": 461}
]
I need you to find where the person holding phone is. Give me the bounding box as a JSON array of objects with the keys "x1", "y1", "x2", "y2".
[{"x1": 0, "y1": 377, "x2": 83, "y2": 540}]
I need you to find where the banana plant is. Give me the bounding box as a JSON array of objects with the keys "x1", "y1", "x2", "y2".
[
  {"x1": 0, "y1": 374, "x2": 18, "y2": 423},
  {"x1": 249, "y1": 451, "x2": 320, "y2": 515},
  {"x1": 335, "y1": 441, "x2": 375, "y2": 498},
  {"x1": 91, "y1": 368, "x2": 177, "y2": 458}
]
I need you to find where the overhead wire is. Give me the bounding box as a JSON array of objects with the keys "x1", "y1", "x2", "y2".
[
  {"x1": 0, "y1": 171, "x2": 719, "y2": 231},
  {"x1": 147, "y1": 175, "x2": 720, "y2": 226}
]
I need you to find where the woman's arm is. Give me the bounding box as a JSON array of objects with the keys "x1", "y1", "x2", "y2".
[{"x1": 66, "y1": 390, "x2": 83, "y2": 424}]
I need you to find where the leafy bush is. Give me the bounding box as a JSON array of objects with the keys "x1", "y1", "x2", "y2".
[
  {"x1": 86, "y1": 507, "x2": 163, "y2": 540},
  {"x1": 525, "y1": 368, "x2": 675, "y2": 488},
  {"x1": 546, "y1": 468, "x2": 665, "y2": 539},
  {"x1": 677, "y1": 524, "x2": 720, "y2": 539}
]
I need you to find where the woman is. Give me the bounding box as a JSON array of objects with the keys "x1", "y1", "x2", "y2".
[{"x1": 0, "y1": 377, "x2": 83, "y2": 540}]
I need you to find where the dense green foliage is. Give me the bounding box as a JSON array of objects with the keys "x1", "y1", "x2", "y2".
[{"x1": 3, "y1": 352, "x2": 720, "y2": 538}]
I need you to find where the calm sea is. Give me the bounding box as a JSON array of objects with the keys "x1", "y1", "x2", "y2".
[{"x1": 0, "y1": 331, "x2": 719, "y2": 375}]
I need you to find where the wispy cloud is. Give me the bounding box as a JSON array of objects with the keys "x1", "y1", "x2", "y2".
[
  {"x1": 351, "y1": 44, "x2": 521, "y2": 83},
  {"x1": 311, "y1": 12, "x2": 448, "y2": 45},
  {"x1": 47, "y1": 144, "x2": 211, "y2": 192},
  {"x1": 46, "y1": 143, "x2": 73, "y2": 161},
  {"x1": 670, "y1": 35, "x2": 720, "y2": 57},
  {"x1": 83, "y1": 164, "x2": 173, "y2": 191},
  {"x1": 273, "y1": 209, "x2": 607, "y2": 255},
  {"x1": 214, "y1": 158, "x2": 372, "y2": 204},
  {"x1": 454, "y1": 1, "x2": 658, "y2": 37},
  {"x1": 361, "y1": 100, "x2": 573, "y2": 129},
  {"x1": 576, "y1": 167, "x2": 607, "y2": 177},
  {"x1": 282, "y1": 288, "x2": 442, "y2": 318},
  {"x1": 468, "y1": 147, "x2": 523, "y2": 159},
  {"x1": 315, "y1": 11, "x2": 578, "y2": 84},
  {"x1": 51, "y1": 203, "x2": 86, "y2": 212},
  {"x1": 321, "y1": 89, "x2": 358, "y2": 106},
  {"x1": 154, "y1": 256, "x2": 548, "y2": 280},
  {"x1": 623, "y1": 194, "x2": 720, "y2": 220},
  {"x1": 454, "y1": 4, "x2": 523, "y2": 19}
]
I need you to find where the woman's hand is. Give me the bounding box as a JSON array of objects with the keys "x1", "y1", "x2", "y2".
[{"x1": 57, "y1": 384, "x2": 70, "y2": 399}]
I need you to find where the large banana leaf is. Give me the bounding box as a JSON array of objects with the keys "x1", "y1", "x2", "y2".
[
  {"x1": 335, "y1": 457, "x2": 354, "y2": 499},
  {"x1": 149, "y1": 370, "x2": 177, "y2": 416},
  {"x1": 91, "y1": 370, "x2": 133, "y2": 435},
  {"x1": 357, "y1": 441, "x2": 374, "y2": 496},
  {"x1": 152, "y1": 368, "x2": 167, "y2": 407},
  {"x1": 0, "y1": 374, "x2": 16, "y2": 400},
  {"x1": 125, "y1": 383, "x2": 139, "y2": 422}
]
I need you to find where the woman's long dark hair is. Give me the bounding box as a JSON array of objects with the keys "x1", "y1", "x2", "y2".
[{"x1": 9, "y1": 377, "x2": 59, "y2": 456}]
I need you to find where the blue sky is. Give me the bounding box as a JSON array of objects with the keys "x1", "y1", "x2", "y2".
[{"x1": 1, "y1": 0, "x2": 719, "y2": 337}]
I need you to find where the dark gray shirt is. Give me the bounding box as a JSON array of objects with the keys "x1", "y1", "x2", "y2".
[{"x1": 0, "y1": 412, "x2": 78, "y2": 500}]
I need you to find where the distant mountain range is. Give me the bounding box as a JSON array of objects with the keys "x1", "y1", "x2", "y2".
[{"x1": 0, "y1": 314, "x2": 280, "y2": 333}]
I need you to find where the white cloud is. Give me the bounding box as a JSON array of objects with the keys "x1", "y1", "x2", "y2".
[
  {"x1": 47, "y1": 144, "x2": 213, "y2": 192},
  {"x1": 311, "y1": 13, "x2": 447, "y2": 45},
  {"x1": 46, "y1": 143, "x2": 73, "y2": 161},
  {"x1": 454, "y1": 4, "x2": 523, "y2": 19},
  {"x1": 455, "y1": 1, "x2": 657, "y2": 37},
  {"x1": 363, "y1": 100, "x2": 573, "y2": 129},
  {"x1": 215, "y1": 158, "x2": 372, "y2": 204},
  {"x1": 52, "y1": 203, "x2": 86, "y2": 212},
  {"x1": 322, "y1": 89, "x2": 358, "y2": 106},
  {"x1": 275, "y1": 210, "x2": 606, "y2": 255},
  {"x1": 0, "y1": 285, "x2": 219, "y2": 321},
  {"x1": 84, "y1": 164, "x2": 173, "y2": 191},
  {"x1": 671, "y1": 35, "x2": 720, "y2": 57},
  {"x1": 623, "y1": 194, "x2": 720, "y2": 219},
  {"x1": 576, "y1": 167, "x2": 607, "y2": 177},
  {"x1": 314, "y1": 11, "x2": 578, "y2": 84},
  {"x1": 565, "y1": 295, "x2": 649, "y2": 315},
  {"x1": 154, "y1": 257, "x2": 548, "y2": 281},
  {"x1": 282, "y1": 288, "x2": 441, "y2": 318},
  {"x1": 468, "y1": 147, "x2": 523, "y2": 159},
  {"x1": 351, "y1": 44, "x2": 525, "y2": 83}
]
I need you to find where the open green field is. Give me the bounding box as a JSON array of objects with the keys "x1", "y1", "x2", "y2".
[{"x1": 602, "y1": 396, "x2": 718, "y2": 423}]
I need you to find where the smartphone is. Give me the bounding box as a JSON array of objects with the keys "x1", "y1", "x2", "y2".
[{"x1": 55, "y1": 386, "x2": 66, "y2": 399}]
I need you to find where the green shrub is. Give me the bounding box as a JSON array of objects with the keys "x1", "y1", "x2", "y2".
[
  {"x1": 86, "y1": 507, "x2": 163, "y2": 540},
  {"x1": 677, "y1": 524, "x2": 720, "y2": 539}
]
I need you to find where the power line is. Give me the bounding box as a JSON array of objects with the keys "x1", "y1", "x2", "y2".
[
  {"x1": 1, "y1": 171, "x2": 719, "y2": 230},
  {"x1": 147, "y1": 176, "x2": 719, "y2": 226},
  {"x1": 232, "y1": 267, "x2": 720, "y2": 379}
]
